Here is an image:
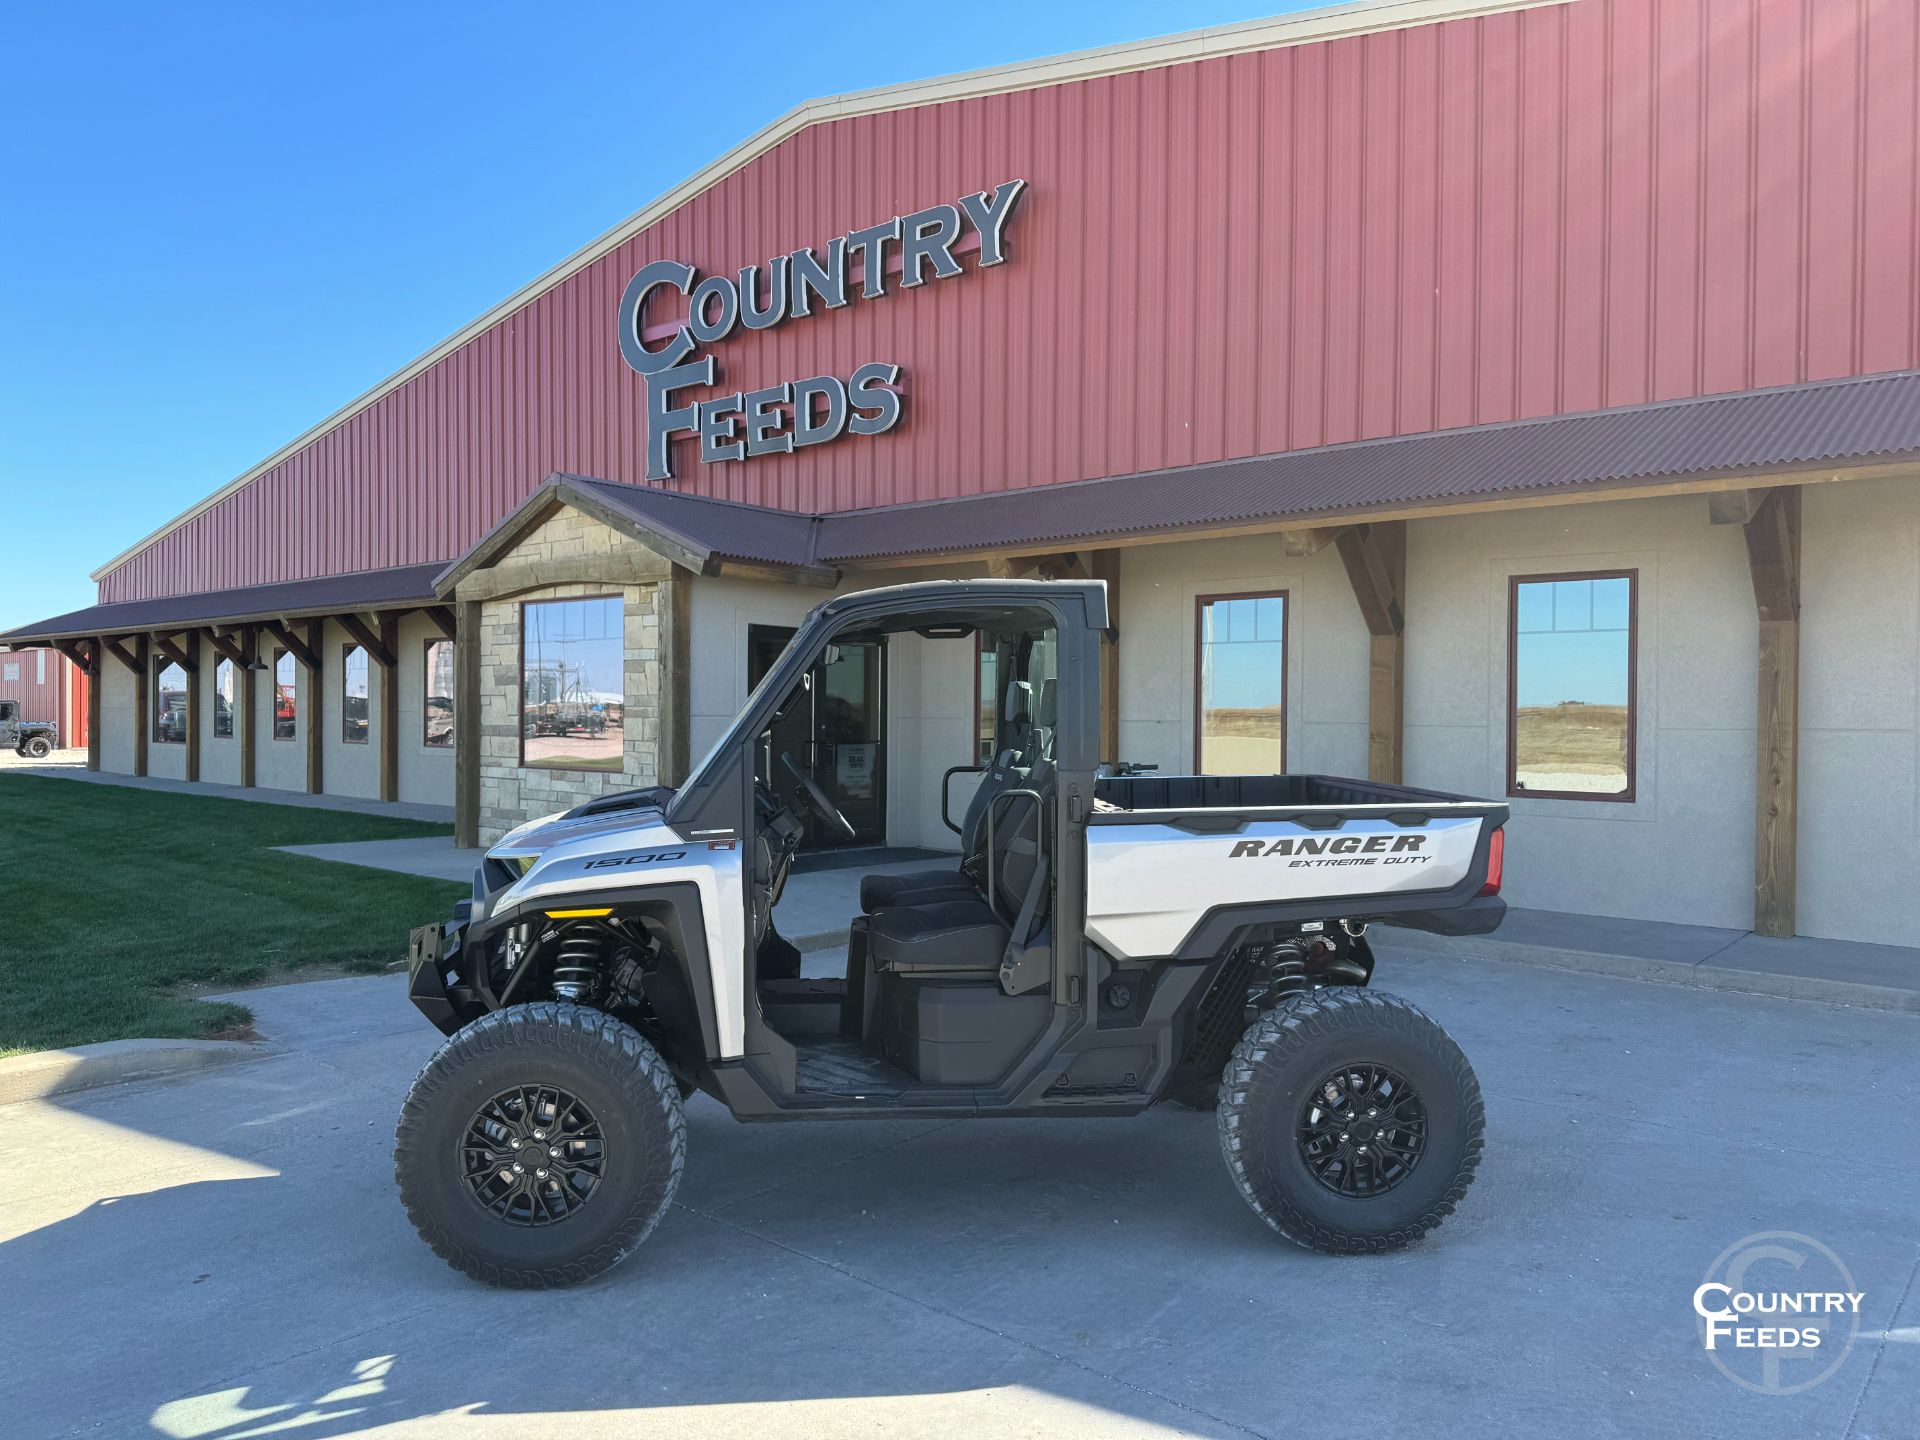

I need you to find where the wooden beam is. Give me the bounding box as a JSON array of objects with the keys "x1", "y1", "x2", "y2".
[
  {"x1": 184, "y1": 631, "x2": 201, "y2": 783},
  {"x1": 338, "y1": 612, "x2": 396, "y2": 670},
  {"x1": 424, "y1": 605, "x2": 458, "y2": 640},
  {"x1": 377, "y1": 614, "x2": 399, "y2": 803},
  {"x1": 102, "y1": 636, "x2": 143, "y2": 674},
  {"x1": 453, "y1": 599, "x2": 482, "y2": 848},
  {"x1": 1742, "y1": 487, "x2": 1801, "y2": 937},
  {"x1": 1335, "y1": 521, "x2": 1407, "y2": 784},
  {"x1": 51, "y1": 638, "x2": 97, "y2": 676},
  {"x1": 1090, "y1": 550, "x2": 1121, "y2": 765},
  {"x1": 150, "y1": 631, "x2": 197, "y2": 673},
  {"x1": 131, "y1": 634, "x2": 149, "y2": 778},
  {"x1": 303, "y1": 620, "x2": 324, "y2": 795},
  {"x1": 202, "y1": 627, "x2": 252, "y2": 668},
  {"x1": 1276, "y1": 527, "x2": 1350, "y2": 557},
  {"x1": 264, "y1": 619, "x2": 320, "y2": 672},
  {"x1": 1709, "y1": 488, "x2": 1768, "y2": 526}
]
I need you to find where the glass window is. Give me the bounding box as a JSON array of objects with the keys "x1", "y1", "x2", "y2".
[
  {"x1": 213, "y1": 659, "x2": 234, "y2": 738},
  {"x1": 975, "y1": 637, "x2": 998, "y2": 764},
  {"x1": 273, "y1": 649, "x2": 297, "y2": 740},
  {"x1": 1196, "y1": 592, "x2": 1286, "y2": 774},
  {"x1": 1509, "y1": 572, "x2": 1635, "y2": 799},
  {"x1": 521, "y1": 596, "x2": 624, "y2": 772},
  {"x1": 154, "y1": 659, "x2": 188, "y2": 744},
  {"x1": 342, "y1": 645, "x2": 369, "y2": 744},
  {"x1": 423, "y1": 638, "x2": 454, "y2": 748}
]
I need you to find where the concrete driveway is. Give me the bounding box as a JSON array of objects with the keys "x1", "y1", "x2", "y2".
[{"x1": 2, "y1": 952, "x2": 1915, "y2": 1439}]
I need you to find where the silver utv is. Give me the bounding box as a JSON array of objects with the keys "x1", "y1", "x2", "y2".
[{"x1": 396, "y1": 579, "x2": 1506, "y2": 1287}]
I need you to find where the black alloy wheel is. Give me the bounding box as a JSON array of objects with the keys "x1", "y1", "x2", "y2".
[
  {"x1": 460, "y1": 1083, "x2": 607, "y2": 1227},
  {"x1": 1295, "y1": 1062, "x2": 1428, "y2": 1197}
]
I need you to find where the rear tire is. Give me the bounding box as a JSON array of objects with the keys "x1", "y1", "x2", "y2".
[
  {"x1": 395, "y1": 1002, "x2": 685, "y2": 1288},
  {"x1": 1218, "y1": 988, "x2": 1482, "y2": 1254}
]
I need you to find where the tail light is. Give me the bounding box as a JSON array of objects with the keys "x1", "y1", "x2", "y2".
[{"x1": 1478, "y1": 827, "x2": 1505, "y2": 896}]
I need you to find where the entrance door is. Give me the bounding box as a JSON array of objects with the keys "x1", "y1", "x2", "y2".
[{"x1": 748, "y1": 626, "x2": 886, "y2": 848}]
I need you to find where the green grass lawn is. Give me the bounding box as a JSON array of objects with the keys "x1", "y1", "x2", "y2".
[{"x1": 0, "y1": 775, "x2": 469, "y2": 1056}]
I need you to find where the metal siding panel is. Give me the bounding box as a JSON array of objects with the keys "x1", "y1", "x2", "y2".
[{"x1": 97, "y1": 0, "x2": 1920, "y2": 603}]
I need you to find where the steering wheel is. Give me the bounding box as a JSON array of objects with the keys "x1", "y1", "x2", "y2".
[{"x1": 779, "y1": 751, "x2": 857, "y2": 840}]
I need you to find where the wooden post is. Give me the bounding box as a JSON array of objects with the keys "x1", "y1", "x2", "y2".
[
  {"x1": 304, "y1": 620, "x2": 324, "y2": 795},
  {"x1": 1335, "y1": 521, "x2": 1407, "y2": 784},
  {"x1": 1090, "y1": 550, "x2": 1121, "y2": 765},
  {"x1": 240, "y1": 628, "x2": 258, "y2": 788},
  {"x1": 454, "y1": 599, "x2": 482, "y2": 848},
  {"x1": 86, "y1": 642, "x2": 101, "y2": 771},
  {"x1": 377, "y1": 615, "x2": 399, "y2": 803},
  {"x1": 657, "y1": 569, "x2": 692, "y2": 785},
  {"x1": 1742, "y1": 488, "x2": 1801, "y2": 937},
  {"x1": 132, "y1": 634, "x2": 149, "y2": 777},
  {"x1": 184, "y1": 632, "x2": 201, "y2": 783}
]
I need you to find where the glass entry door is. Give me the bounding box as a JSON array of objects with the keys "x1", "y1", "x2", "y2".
[{"x1": 748, "y1": 626, "x2": 886, "y2": 849}]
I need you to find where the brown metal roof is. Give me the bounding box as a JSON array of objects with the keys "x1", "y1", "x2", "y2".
[
  {"x1": 814, "y1": 369, "x2": 1920, "y2": 562},
  {"x1": 1, "y1": 563, "x2": 443, "y2": 646},
  {"x1": 17, "y1": 370, "x2": 1918, "y2": 647},
  {"x1": 561, "y1": 475, "x2": 825, "y2": 572}
]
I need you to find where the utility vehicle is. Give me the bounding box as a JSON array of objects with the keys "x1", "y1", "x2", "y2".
[
  {"x1": 0, "y1": 700, "x2": 57, "y2": 759},
  {"x1": 395, "y1": 579, "x2": 1507, "y2": 1287}
]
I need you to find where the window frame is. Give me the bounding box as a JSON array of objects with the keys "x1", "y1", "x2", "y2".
[
  {"x1": 272, "y1": 648, "x2": 297, "y2": 742},
  {"x1": 341, "y1": 643, "x2": 369, "y2": 745},
  {"x1": 518, "y1": 593, "x2": 626, "y2": 773},
  {"x1": 422, "y1": 636, "x2": 455, "y2": 750},
  {"x1": 1505, "y1": 568, "x2": 1639, "y2": 804},
  {"x1": 152, "y1": 656, "x2": 188, "y2": 746},
  {"x1": 972, "y1": 633, "x2": 999, "y2": 765},
  {"x1": 1192, "y1": 588, "x2": 1290, "y2": 775}
]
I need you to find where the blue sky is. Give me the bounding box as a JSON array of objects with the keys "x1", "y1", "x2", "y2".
[{"x1": 0, "y1": 0, "x2": 1304, "y2": 631}]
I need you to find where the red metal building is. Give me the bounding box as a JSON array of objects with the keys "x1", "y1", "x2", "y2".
[
  {"x1": 8, "y1": 0, "x2": 1920, "y2": 948},
  {"x1": 0, "y1": 646, "x2": 87, "y2": 750}
]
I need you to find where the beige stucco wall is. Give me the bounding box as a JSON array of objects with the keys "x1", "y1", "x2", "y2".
[{"x1": 473, "y1": 507, "x2": 670, "y2": 843}]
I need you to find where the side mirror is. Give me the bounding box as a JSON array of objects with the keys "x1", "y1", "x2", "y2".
[{"x1": 822, "y1": 643, "x2": 843, "y2": 667}]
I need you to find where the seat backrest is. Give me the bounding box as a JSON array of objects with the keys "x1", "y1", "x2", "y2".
[
  {"x1": 956, "y1": 675, "x2": 1041, "y2": 857},
  {"x1": 985, "y1": 753, "x2": 1055, "y2": 924}
]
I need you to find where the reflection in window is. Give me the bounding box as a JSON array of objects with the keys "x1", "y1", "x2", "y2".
[
  {"x1": 214, "y1": 659, "x2": 234, "y2": 738},
  {"x1": 274, "y1": 650, "x2": 297, "y2": 740},
  {"x1": 342, "y1": 645, "x2": 369, "y2": 744},
  {"x1": 154, "y1": 660, "x2": 188, "y2": 744},
  {"x1": 522, "y1": 597, "x2": 624, "y2": 772},
  {"x1": 424, "y1": 638, "x2": 454, "y2": 748},
  {"x1": 1197, "y1": 592, "x2": 1286, "y2": 774},
  {"x1": 975, "y1": 638, "x2": 998, "y2": 764},
  {"x1": 1510, "y1": 573, "x2": 1635, "y2": 798}
]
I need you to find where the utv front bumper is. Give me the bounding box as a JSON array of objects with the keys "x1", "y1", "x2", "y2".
[{"x1": 408, "y1": 902, "x2": 483, "y2": 1036}]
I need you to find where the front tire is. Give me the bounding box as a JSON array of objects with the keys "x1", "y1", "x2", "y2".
[
  {"x1": 23, "y1": 736, "x2": 52, "y2": 759},
  {"x1": 395, "y1": 1003, "x2": 685, "y2": 1288},
  {"x1": 1218, "y1": 989, "x2": 1483, "y2": 1254}
]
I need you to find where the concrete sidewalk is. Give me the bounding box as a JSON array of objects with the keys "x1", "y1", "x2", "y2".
[
  {"x1": 1386, "y1": 904, "x2": 1920, "y2": 1012},
  {"x1": 4, "y1": 953, "x2": 1916, "y2": 1439},
  {"x1": 9, "y1": 762, "x2": 455, "y2": 823}
]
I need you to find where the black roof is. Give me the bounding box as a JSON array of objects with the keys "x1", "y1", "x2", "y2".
[
  {"x1": 1, "y1": 563, "x2": 443, "y2": 645},
  {"x1": 12, "y1": 369, "x2": 1918, "y2": 644}
]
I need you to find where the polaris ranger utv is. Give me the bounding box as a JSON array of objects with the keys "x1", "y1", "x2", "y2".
[{"x1": 396, "y1": 579, "x2": 1507, "y2": 1287}]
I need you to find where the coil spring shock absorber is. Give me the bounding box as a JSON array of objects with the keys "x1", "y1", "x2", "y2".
[
  {"x1": 1247, "y1": 940, "x2": 1310, "y2": 1016},
  {"x1": 551, "y1": 926, "x2": 603, "y2": 1003}
]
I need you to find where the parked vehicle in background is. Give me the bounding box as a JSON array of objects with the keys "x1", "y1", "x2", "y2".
[{"x1": 0, "y1": 700, "x2": 58, "y2": 758}]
